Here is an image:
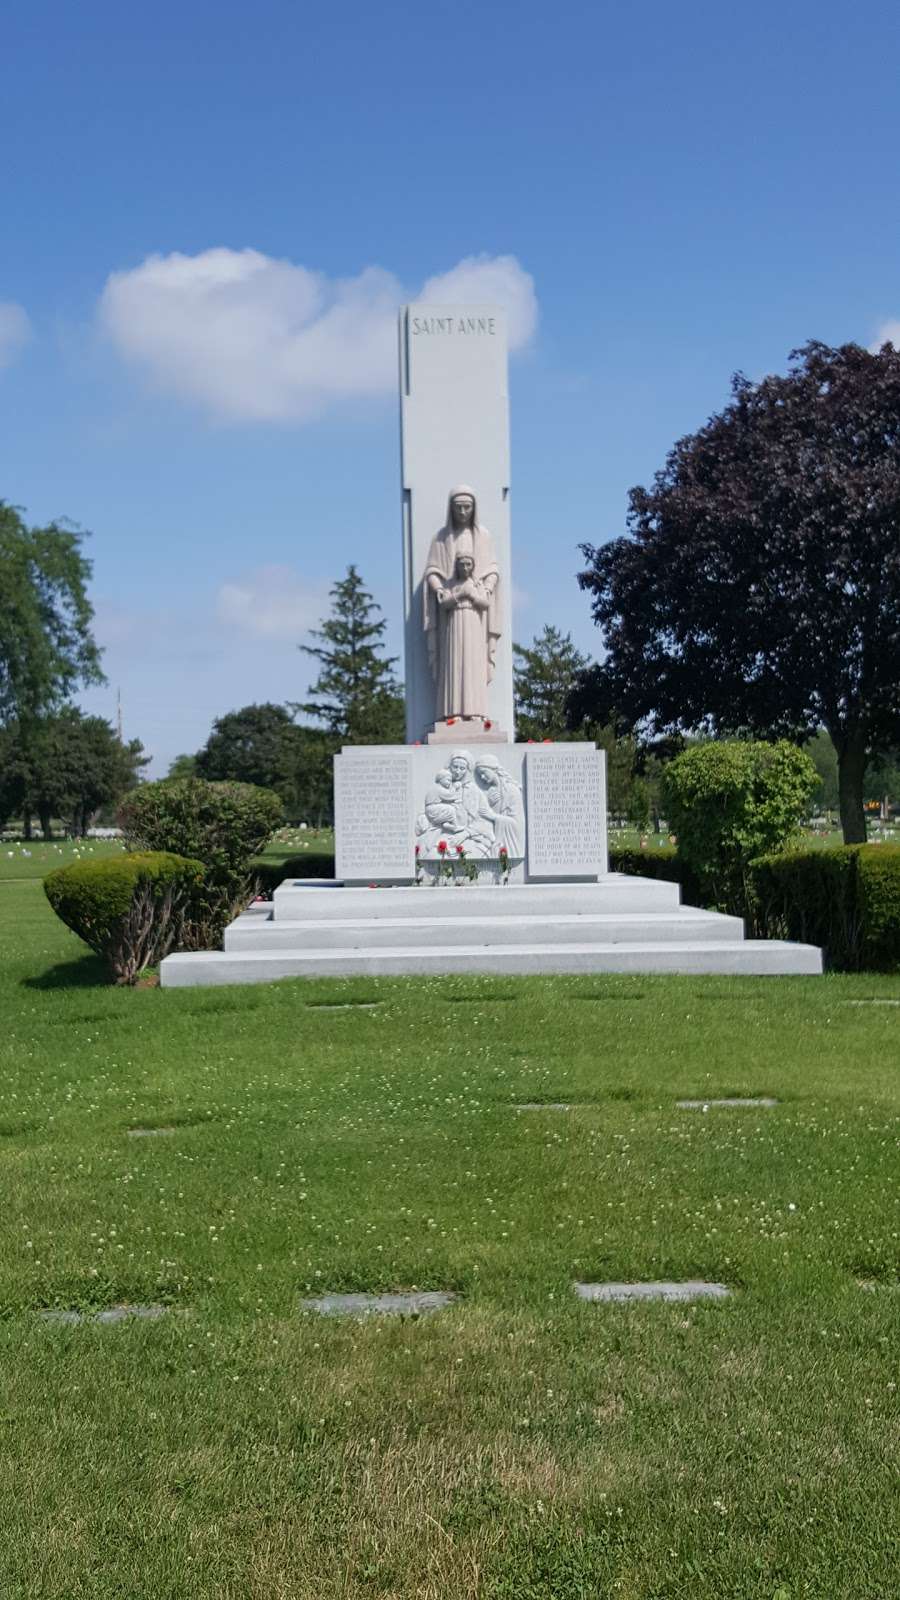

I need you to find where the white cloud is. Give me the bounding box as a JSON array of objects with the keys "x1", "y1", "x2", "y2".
[
  {"x1": 98, "y1": 248, "x2": 536, "y2": 422},
  {"x1": 419, "y1": 254, "x2": 537, "y2": 349},
  {"x1": 0, "y1": 302, "x2": 31, "y2": 368},
  {"x1": 871, "y1": 319, "x2": 900, "y2": 352},
  {"x1": 215, "y1": 564, "x2": 327, "y2": 639}
]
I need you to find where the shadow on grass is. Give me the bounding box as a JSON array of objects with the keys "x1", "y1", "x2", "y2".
[{"x1": 22, "y1": 953, "x2": 110, "y2": 991}]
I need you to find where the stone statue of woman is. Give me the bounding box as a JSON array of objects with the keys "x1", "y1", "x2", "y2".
[
  {"x1": 473, "y1": 753, "x2": 525, "y2": 858},
  {"x1": 423, "y1": 487, "x2": 500, "y2": 726}
]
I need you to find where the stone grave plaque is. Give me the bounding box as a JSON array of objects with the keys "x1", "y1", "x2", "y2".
[
  {"x1": 525, "y1": 745, "x2": 606, "y2": 878},
  {"x1": 334, "y1": 749, "x2": 414, "y2": 881}
]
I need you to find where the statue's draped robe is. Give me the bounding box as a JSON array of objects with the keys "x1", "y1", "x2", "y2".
[
  {"x1": 479, "y1": 772, "x2": 525, "y2": 857},
  {"x1": 424, "y1": 507, "x2": 500, "y2": 722}
]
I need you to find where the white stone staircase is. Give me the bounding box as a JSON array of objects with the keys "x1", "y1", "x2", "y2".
[{"x1": 159, "y1": 875, "x2": 822, "y2": 986}]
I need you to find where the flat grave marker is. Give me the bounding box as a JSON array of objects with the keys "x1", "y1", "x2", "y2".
[
  {"x1": 299, "y1": 1291, "x2": 457, "y2": 1318},
  {"x1": 40, "y1": 1303, "x2": 169, "y2": 1325},
  {"x1": 677, "y1": 1097, "x2": 778, "y2": 1109},
  {"x1": 575, "y1": 1280, "x2": 731, "y2": 1303}
]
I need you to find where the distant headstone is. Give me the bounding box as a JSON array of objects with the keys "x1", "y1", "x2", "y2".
[
  {"x1": 575, "y1": 1280, "x2": 730, "y2": 1303},
  {"x1": 40, "y1": 1303, "x2": 169, "y2": 1325},
  {"x1": 299, "y1": 1291, "x2": 457, "y2": 1317},
  {"x1": 677, "y1": 1097, "x2": 778, "y2": 1109}
]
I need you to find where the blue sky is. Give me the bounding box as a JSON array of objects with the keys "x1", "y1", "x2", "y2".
[{"x1": 3, "y1": 0, "x2": 899, "y2": 773}]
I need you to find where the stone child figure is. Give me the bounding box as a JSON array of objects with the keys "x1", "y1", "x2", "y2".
[{"x1": 423, "y1": 487, "x2": 500, "y2": 725}]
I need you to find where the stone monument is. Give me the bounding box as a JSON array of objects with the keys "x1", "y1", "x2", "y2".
[
  {"x1": 158, "y1": 302, "x2": 824, "y2": 981},
  {"x1": 331, "y1": 301, "x2": 607, "y2": 885},
  {"x1": 400, "y1": 306, "x2": 513, "y2": 744}
]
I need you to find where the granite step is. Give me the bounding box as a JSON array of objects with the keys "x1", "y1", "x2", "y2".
[
  {"x1": 161, "y1": 939, "x2": 823, "y2": 987},
  {"x1": 271, "y1": 873, "x2": 682, "y2": 922},
  {"x1": 224, "y1": 907, "x2": 744, "y2": 952}
]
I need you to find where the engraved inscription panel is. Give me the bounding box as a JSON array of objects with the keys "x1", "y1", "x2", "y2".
[
  {"x1": 335, "y1": 752, "x2": 414, "y2": 880},
  {"x1": 526, "y1": 748, "x2": 606, "y2": 878}
]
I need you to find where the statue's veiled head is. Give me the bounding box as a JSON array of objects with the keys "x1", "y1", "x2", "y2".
[
  {"x1": 474, "y1": 754, "x2": 501, "y2": 787},
  {"x1": 447, "y1": 486, "x2": 476, "y2": 531},
  {"x1": 449, "y1": 750, "x2": 474, "y2": 782}
]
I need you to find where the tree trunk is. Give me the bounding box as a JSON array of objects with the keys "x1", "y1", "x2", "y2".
[
  {"x1": 39, "y1": 806, "x2": 53, "y2": 840},
  {"x1": 22, "y1": 812, "x2": 32, "y2": 840},
  {"x1": 835, "y1": 728, "x2": 868, "y2": 844}
]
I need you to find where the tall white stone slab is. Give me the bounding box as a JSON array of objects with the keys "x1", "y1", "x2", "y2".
[
  {"x1": 526, "y1": 746, "x2": 607, "y2": 878},
  {"x1": 399, "y1": 305, "x2": 513, "y2": 744},
  {"x1": 334, "y1": 748, "x2": 414, "y2": 883}
]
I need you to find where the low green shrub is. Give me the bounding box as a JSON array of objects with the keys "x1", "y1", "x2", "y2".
[
  {"x1": 750, "y1": 844, "x2": 900, "y2": 970},
  {"x1": 44, "y1": 852, "x2": 204, "y2": 984},
  {"x1": 118, "y1": 779, "x2": 283, "y2": 945},
  {"x1": 662, "y1": 740, "x2": 818, "y2": 914}
]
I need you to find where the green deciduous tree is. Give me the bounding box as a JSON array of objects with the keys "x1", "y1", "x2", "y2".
[
  {"x1": 0, "y1": 502, "x2": 104, "y2": 724},
  {"x1": 577, "y1": 341, "x2": 900, "y2": 844},
  {"x1": 196, "y1": 703, "x2": 297, "y2": 792},
  {"x1": 0, "y1": 709, "x2": 147, "y2": 836},
  {"x1": 296, "y1": 566, "x2": 404, "y2": 743},
  {"x1": 194, "y1": 703, "x2": 336, "y2": 825},
  {"x1": 281, "y1": 726, "x2": 337, "y2": 827},
  {"x1": 167, "y1": 753, "x2": 198, "y2": 780}
]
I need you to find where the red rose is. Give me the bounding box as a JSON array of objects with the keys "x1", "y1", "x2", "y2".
[
  {"x1": 498, "y1": 846, "x2": 508, "y2": 858},
  {"x1": 447, "y1": 717, "x2": 456, "y2": 726},
  {"x1": 485, "y1": 719, "x2": 492, "y2": 729},
  {"x1": 437, "y1": 840, "x2": 447, "y2": 854},
  {"x1": 414, "y1": 844, "x2": 420, "y2": 855},
  {"x1": 455, "y1": 844, "x2": 464, "y2": 855}
]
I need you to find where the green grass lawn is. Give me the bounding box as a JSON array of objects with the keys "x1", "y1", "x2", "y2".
[{"x1": 0, "y1": 878, "x2": 897, "y2": 1598}]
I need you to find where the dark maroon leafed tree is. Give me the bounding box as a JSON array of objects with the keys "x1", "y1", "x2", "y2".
[{"x1": 576, "y1": 341, "x2": 900, "y2": 843}]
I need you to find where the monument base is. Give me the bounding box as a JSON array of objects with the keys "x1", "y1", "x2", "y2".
[
  {"x1": 333, "y1": 741, "x2": 607, "y2": 886},
  {"x1": 159, "y1": 877, "x2": 823, "y2": 986},
  {"x1": 426, "y1": 719, "x2": 512, "y2": 745}
]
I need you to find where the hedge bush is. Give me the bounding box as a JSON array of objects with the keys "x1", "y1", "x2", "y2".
[
  {"x1": 662, "y1": 740, "x2": 818, "y2": 914},
  {"x1": 750, "y1": 845, "x2": 900, "y2": 971},
  {"x1": 44, "y1": 852, "x2": 204, "y2": 984},
  {"x1": 118, "y1": 779, "x2": 283, "y2": 945},
  {"x1": 253, "y1": 850, "x2": 336, "y2": 897},
  {"x1": 608, "y1": 844, "x2": 702, "y2": 907}
]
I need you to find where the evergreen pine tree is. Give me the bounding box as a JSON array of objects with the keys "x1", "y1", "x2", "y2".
[
  {"x1": 513, "y1": 625, "x2": 590, "y2": 741},
  {"x1": 296, "y1": 566, "x2": 404, "y2": 743}
]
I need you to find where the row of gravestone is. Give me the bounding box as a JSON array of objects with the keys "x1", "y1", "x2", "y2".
[{"x1": 39, "y1": 1280, "x2": 732, "y2": 1325}]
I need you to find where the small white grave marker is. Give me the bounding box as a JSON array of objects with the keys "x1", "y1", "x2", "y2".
[
  {"x1": 299, "y1": 1291, "x2": 457, "y2": 1317},
  {"x1": 575, "y1": 1280, "x2": 730, "y2": 1303}
]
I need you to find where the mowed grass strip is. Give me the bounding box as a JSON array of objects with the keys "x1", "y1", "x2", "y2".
[{"x1": 0, "y1": 878, "x2": 897, "y2": 1598}]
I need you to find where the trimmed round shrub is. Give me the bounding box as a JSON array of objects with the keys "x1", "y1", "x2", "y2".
[
  {"x1": 44, "y1": 852, "x2": 204, "y2": 984},
  {"x1": 662, "y1": 740, "x2": 818, "y2": 915},
  {"x1": 117, "y1": 779, "x2": 283, "y2": 946}
]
